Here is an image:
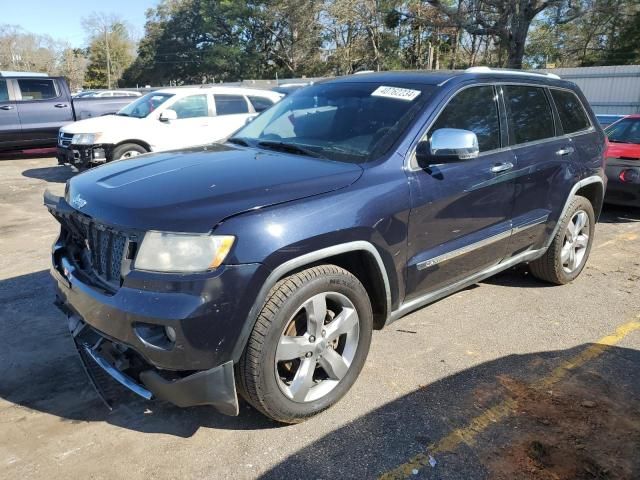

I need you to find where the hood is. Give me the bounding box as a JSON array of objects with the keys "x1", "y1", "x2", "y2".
[
  {"x1": 60, "y1": 114, "x2": 144, "y2": 134},
  {"x1": 67, "y1": 144, "x2": 363, "y2": 232},
  {"x1": 606, "y1": 141, "x2": 640, "y2": 160}
]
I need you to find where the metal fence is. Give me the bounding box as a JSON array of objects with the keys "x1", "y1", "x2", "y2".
[{"x1": 540, "y1": 65, "x2": 640, "y2": 115}]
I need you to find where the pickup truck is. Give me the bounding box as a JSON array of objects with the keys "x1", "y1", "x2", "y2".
[{"x1": 0, "y1": 72, "x2": 136, "y2": 151}]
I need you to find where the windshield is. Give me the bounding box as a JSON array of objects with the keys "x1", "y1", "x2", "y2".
[
  {"x1": 231, "y1": 82, "x2": 434, "y2": 163},
  {"x1": 117, "y1": 92, "x2": 174, "y2": 118},
  {"x1": 605, "y1": 118, "x2": 640, "y2": 144}
]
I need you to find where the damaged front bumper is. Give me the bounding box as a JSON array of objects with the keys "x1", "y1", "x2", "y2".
[
  {"x1": 67, "y1": 313, "x2": 239, "y2": 416},
  {"x1": 57, "y1": 144, "x2": 112, "y2": 169}
]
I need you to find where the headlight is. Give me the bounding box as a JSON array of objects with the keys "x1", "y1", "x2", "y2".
[
  {"x1": 135, "y1": 232, "x2": 235, "y2": 273},
  {"x1": 72, "y1": 133, "x2": 103, "y2": 145}
]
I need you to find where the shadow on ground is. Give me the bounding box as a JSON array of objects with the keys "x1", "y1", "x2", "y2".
[
  {"x1": 599, "y1": 204, "x2": 640, "y2": 223},
  {"x1": 1, "y1": 269, "x2": 639, "y2": 479},
  {"x1": 260, "y1": 342, "x2": 640, "y2": 480},
  {"x1": 22, "y1": 164, "x2": 75, "y2": 183}
]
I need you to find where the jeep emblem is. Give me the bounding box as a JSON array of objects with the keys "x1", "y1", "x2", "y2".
[{"x1": 71, "y1": 193, "x2": 87, "y2": 209}]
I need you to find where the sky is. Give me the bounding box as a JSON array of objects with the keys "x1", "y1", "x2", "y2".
[{"x1": 1, "y1": 0, "x2": 159, "y2": 47}]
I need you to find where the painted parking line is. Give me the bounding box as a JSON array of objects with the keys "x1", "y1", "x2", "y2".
[{"x1": 378, "y1": 316, "x2": 640, "y2": 480}]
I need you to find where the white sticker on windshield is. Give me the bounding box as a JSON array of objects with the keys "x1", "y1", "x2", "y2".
[{"x1": 371, "y1": 86, "x2": 421, "y2": 101}]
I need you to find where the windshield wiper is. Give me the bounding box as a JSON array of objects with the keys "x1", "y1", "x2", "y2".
[
  {"x1": 227, "y1": 137, "x2": 251, "y2": 147},
  {"x1": 257, "y1": 140, "x2": 326, "y2": 159}
]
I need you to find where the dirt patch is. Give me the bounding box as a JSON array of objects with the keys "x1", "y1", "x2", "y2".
[{"x1": 478, "y1": 368, "x2": 640, "y2": 479}]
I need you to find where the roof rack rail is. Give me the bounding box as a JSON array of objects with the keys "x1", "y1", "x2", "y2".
[
  {"x1": 465, "y1": 66, "x2": 561, "y2": 80},
  {"x1": 0, "y1": 71, "x2": 49, "y2": 78}
]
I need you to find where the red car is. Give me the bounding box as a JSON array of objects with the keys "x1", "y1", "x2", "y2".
[{"x1": 604, "y1": 114, "x2": 640, "y2": 207}]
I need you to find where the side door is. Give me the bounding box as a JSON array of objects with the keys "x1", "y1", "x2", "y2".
[
  {"x1": 0, "y1": 78, "x2": 21, "y2": 148},
  {"x1": 501, "y1": 84, "x2": 574, "y2": 255},
  {"x1": 404, "y1": 85, "x2": 517, "y2": 301},
  {"x1": 14, "y1": 77, "x2": 74, "y2": 144},
  {"x1": 210, "y1": 94, "x2": 253, "y2": 140},
  {"x1": 155, "y1": 93, "x2": 212, "y2": 150}
]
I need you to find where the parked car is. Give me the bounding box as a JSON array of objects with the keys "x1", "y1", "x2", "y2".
[
  {"x1": 56, "y1": 86, "x2": 283, "y2": 169},
  {"x1": 603, "y1": 114, "x2": 640, "y2": 206},
  {"x1": 72, "y1": 91, "x2": 99, "y2": 98},
  {"x1": 272, "y1": 82, "x2": 313, "y2": 96},
  {"x1": 596, "y1": 114, "x2": 625, "y2": 128},
  {"x1": 74, "y1": 90, "x2": 141, "y2": 98},
  {"x1": 45, "y1": 68, "x2": 605, "y2": 423},
  {"x1": 0, "y1": 72, "x2": 137, "y2": 151}
]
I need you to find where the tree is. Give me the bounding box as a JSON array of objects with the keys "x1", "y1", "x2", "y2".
[
  {"x1": 57, "y1": 46, "x2": 88, "y2": 91},
  {"x1": 426, "y1": 0, "x2": 584, "y2": 68},
  {"x1": 82, "y1": 13, "x2": 135, "y2": 88}
]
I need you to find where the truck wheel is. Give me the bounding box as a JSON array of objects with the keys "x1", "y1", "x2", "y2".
[
  {"x1": 529, "y1": 195, "x2": 595, "y2": 285},
  {"x1": 112, "y1": 143, "x2": 147, "y2": 160},
  {"x1": 237, "y1": 265, "x2": 373, "y2": 424}
]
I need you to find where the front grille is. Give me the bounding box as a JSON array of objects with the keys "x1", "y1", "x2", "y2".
[
  {"x1": 58, "y1": 132, "x2": 73, "y2": 148},
  {"x1": 52, "y1": 210, "x2": 131, "y2": 290},
  {"x1": 84, "y1": 222, "x2": 128, "y2": 285}
]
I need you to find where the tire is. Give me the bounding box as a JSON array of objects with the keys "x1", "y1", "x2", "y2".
[
  {"x1": 529, "y1": 195, "x2": 595, "y2": 285},
  {"x1": 112, "y1": 143, "x2": 148, "y2": 160},
  {"x1": 237, "y1": 264, "x2": 373, "y2": 424}
]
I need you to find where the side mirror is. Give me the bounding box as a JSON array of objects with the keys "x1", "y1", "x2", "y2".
[
  {"x1": 416, "y1": 128, "x2": 479, "y2": 165},
  {"x1": 159, "y1": 109, "x2": 178, "y2": 122}
]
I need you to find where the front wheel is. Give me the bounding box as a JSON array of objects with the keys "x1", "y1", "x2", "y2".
[
  {"x1": 529, "y1": 195, "x2": 595, "y2": 285},
  {"x1": 112, "y1": 143, "x2": 148, "y2": 160},
  {"x1": 237, "y1": 265, "x2": 373, "y2": 423}
]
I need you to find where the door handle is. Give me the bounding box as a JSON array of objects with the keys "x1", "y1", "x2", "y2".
[
  {"x1": 490, "y1": 162, "x2": 514, "y2": 173},
  {"x1": 556, "y1": 146, "x2": 574, "y2": 156},
  {"x1": 54, "y1": 103, "x2": 69, "y2": 108},
  {"x1": 0, "y1": 105, "x2": 14, "y2": 110}
]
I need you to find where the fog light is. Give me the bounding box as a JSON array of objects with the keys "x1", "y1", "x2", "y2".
[
  {"x1": 619, "y1": 168, "x2": 639, "y2": 183},
  {"x1": 165, "y1": 326, "x2": 177, "y2": 343},
  {"x1": 92, "y1": 148, "x2": 105, "y2": 159}
]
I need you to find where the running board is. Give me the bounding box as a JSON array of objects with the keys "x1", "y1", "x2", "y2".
[{"x1": 387, "y1": 248, "x2": 546, "y2": 324}]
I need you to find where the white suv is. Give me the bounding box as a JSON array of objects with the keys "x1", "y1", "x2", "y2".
[{"x1": 57, "y1": 86, "x2": 283, "y2": 169}]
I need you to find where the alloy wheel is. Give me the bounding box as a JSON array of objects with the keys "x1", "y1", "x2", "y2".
[
  {"x1": 120, "y1": 150, "x2": 141, "y2": 159},
  {"x1": 274, "y1": 292, "x2": 360, "y2": 403},
  {"x1": 561, "y1": 210, "x2": 590, "y2": 274}
]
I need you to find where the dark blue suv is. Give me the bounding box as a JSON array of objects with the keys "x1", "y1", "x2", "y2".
[{"x1": 45, "y1": 68, "x2": 606, "y2": 423}]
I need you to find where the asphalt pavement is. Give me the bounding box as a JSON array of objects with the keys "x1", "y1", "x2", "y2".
[{"x1": 1, "y1": 153, "x2": 639, "y2": 479}]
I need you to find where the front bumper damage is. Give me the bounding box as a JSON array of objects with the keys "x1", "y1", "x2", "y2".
[
  {"x1": 43, "y1": 191, "x2": 262, "y2": 417},
  {"x1": 66, "y1": 312, "x2": 239, "y2": 416},
  {"x1": 57, "y1": 144, "x2": 113, "y2": 169}
]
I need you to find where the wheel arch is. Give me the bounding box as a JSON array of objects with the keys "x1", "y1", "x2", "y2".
[
  {"x1": 544, "y1": 175, "x2": 605, "y2": 249},
  {"x1": 231, "y1": 241, "x2": 392, "y2": 362},
  {"x1": 575, "y1": 181, "x2": 604, "y2": 221}
]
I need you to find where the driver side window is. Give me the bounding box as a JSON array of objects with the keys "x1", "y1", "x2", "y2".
[
  {"x1": 171, "y1": 94, "x2": 209, "y2": 119},
  {"x1": 428, "y1": 86, "x2": 501, "y2": 152}
]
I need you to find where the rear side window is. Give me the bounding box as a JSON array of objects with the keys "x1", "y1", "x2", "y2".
[
  {"x1": 0, "y1": 80, "x2": 8, "y2": 102},
  {"x1": 17, "y1": 79, "x2": 58, "y2": 100},
  {"x1": 504, "y1": 86, "x2": 555, "y2": 144},
  {"x1": 248, "y1": 95, "x2": 275, "y2": 112},
  {"x1": 171, "y1": 94, "x2": 209, "y2": 119},
  {"x1": 215, "y1": 94, "x2": 249, "y2": 115},
  {"x1": 551, "y1": 89, "x2": 591, "y2": 134},
  {"x1": 429, "y1": 85, "x2": 501, "y2": 152}
]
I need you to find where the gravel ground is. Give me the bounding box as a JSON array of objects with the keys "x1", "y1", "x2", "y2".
[{"x1": 1, "y1": 153, "x2": 639, "y2": 480}]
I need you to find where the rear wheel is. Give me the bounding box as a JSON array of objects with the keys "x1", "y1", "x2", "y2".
[
  {"x1": 529, "y1": 195, "x2": 595, "y2": 284},
  {"x1": 237, "y1": 265, "x2": 373, "y2": 423},
  {"x1": 112, "y1": 143, "x2": 148, "y2": 160}
]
